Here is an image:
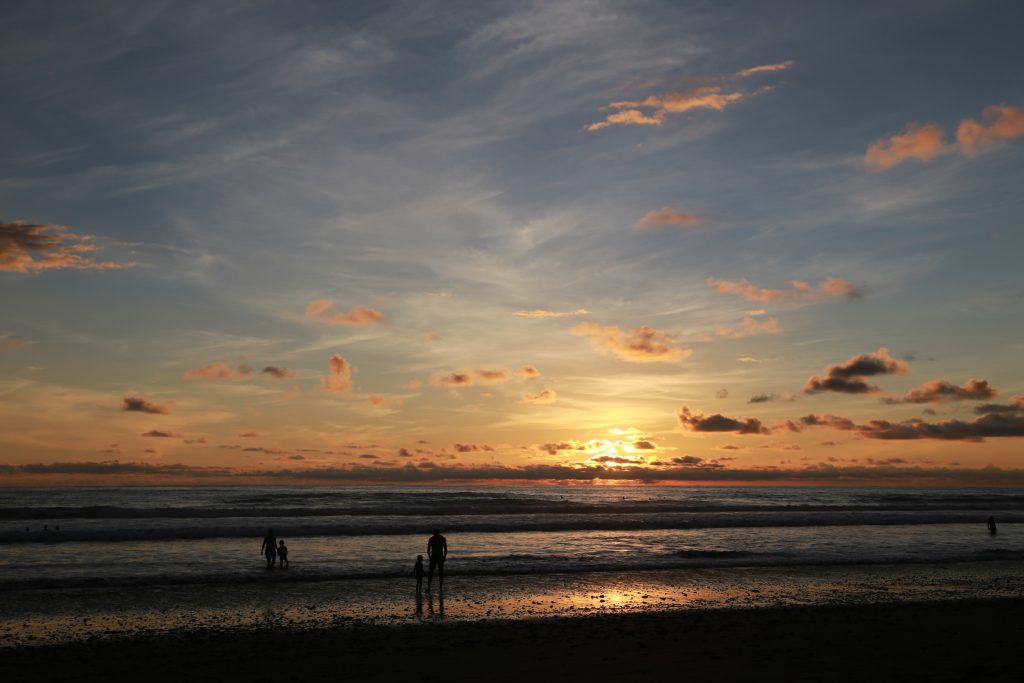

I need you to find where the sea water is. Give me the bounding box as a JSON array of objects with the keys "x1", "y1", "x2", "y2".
[{"x1": 2, "y1": 485, "x2": 1021, "y2": 591}]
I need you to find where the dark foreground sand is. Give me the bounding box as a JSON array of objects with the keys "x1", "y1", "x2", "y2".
[{"x1": 3, "y1": 598, "x2": 1023, "y2": 682}]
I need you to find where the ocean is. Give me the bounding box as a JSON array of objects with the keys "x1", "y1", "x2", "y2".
[{"x1": 3, "y1": 485, "x2": 1021, "y2": 591}]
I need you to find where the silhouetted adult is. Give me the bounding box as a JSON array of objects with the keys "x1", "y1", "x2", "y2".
[
  {"x1": 988, "y1": 516, "x2": 998, "y2": 535},
  {"x1": 426, "y1": 528, "x2": 447, "y2": 590},
  {"x1": 261, "y1": 528, "x2": 278, "y2": 568}
]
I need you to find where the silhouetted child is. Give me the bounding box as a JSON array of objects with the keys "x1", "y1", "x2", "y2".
[
  {"x1": 278, "y1": 540, "x2": 289, "y2": 567},
  {"x1": 414, "y1": 554, "x2": 425, "y2": 592},
  {"x1": 988, "y1": 516, "x2": 998, "y2": 535}
]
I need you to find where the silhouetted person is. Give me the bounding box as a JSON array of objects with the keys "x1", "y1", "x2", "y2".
[
  {"x1": 988, "y1": 516, "x2": 998, "y2": 535},
  {"x1": 426, "y1": 529, "x2": 447, "y2": 591},
  {"x1": 261, "y1": 528, "x2": 277, "y2": 568},
  {"x1": 278, "y1": 539, "x2": 289, "y2": 567},
  {"x1": 42, "y1": 525, "x2": 48, "y2": 532},
  {"x1": 414, "y1": 554, "x2": 425, "y2": 592}
]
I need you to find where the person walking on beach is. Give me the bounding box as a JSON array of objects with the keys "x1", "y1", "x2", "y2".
[
  {"x1": 426, "y1": 529, "x2": 447, "y2": 591},
  {"x1": 278, "y1": 539, "x2": 289, "y2": 567},
  {"x1": 261, "y1": 528, "x2": 278, "y2": 568},
  {"x1": 413, "y1": 554, "x2": 425, "y2": 592}
]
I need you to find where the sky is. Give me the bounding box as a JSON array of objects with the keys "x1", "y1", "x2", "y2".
[{"x1": 2, "y1": 0, "x2": 1024, "y2": 486}]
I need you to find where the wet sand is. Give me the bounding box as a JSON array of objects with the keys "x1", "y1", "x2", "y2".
[{"x1": 3, "y1": 562, "x2": 1024, "y2": 681}]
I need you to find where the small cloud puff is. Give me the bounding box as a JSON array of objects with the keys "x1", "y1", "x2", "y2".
[
  {"x1": 864, "y1": 123, "x2": 947, "y2": 171},
  {"x1": 321, "y1": 354, "x2": 352, "y2": 394},
  {"x1": 305, "y1": 299, "x2": 385, "y2": 326},
  {"x1": 571, "y1": 322, "x2": 691, "y2": 363},
  {"x1": 522, "y1": 389, "x2": 557, "y2": 405},
  {"x1": 122, "y1": 396, "x2": 170, "y2": 415},
  {"x1": 884, "y1": 378, "x2": 996, "y2": 404},
  {"x1": 184, "y1": 363, "x2": 253, "y2": 380},
  {"x1": 677, "y1": 406, "x2": 770, "y2": 435},
  {"x1": 707, "y1": 277, "x2": 862, "y2": 304},
  {"x1": 633, "y1": 207, "x2": 703, "y2": 232},
  {"x1": 804, "y1": 348, "x2": 909, "y2": 395}
]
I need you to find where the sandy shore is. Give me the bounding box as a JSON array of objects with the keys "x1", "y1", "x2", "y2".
[{"x1": 2, "y1": 597, "x2": 1023, "y2": 682}]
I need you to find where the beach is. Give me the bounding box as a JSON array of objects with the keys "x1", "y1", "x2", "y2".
[
  {"x1": 4, "y1": 560, "x2": 1024, "y2": 681},
  {"x1": 3, "y1": 594, "x2": 1023, "y2": 682}
]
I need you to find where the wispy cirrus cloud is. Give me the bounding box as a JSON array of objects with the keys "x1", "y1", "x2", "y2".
[
  {"x1": 515, "y1": 308, "x2": 589, "y2": 318},
  {"x1": 321, "y1": 354, "x2": 352, "y2": 394},
  {"x1": 0, "y1": 335, "x2": 31, "y2": 352},
  {"x1": 305, "y1": 299, "x2": 385, "y2": 326},
  {"x1": 522, "y1": 388, "x2": 557, "y2": 404},
  {"x1": 957, "y1": 105, "x2": 1024, "y2": 156},
  {"x1": 736, "y1": 60, "x2": 795, "y2": 77},
  {"x1": 884, "y1": 378, "x2": 997, "y2": 404},
  {"x1": 571, "y1": 322, "x2": 691, "y2": 363},
  {"x1": 677, "y1": 406, "x2": 770, "y2": 435},
  {"x1": 121, "y1": 396, "x2": 170, "y2": 415},
  {"x1": 633, "y1": 207, "x2": 703, "y2": 232},
  {"x1": 707, "y1": 277, "x2": 863, "y2": 304},
  {"x1": 715, "y1": 316, "x2": 782, "y2": 338},
  {"x1": 1, "y1": 220, "x2": 133, "y2": 273},
  {"x1": 804, "y1": 347, "x2": 909, "y2": 395},
  {"x1": 183, "y1": 362, "x2": 254, "y2": 380},
  {"x1": 587, "y1": 86, "x2": 744, "y2": 132}
]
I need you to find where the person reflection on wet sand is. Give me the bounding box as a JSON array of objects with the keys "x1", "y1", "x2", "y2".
[
  {"x1": 427, "y1": 588, "x2": 444, "y2": 619},
  {"x1": 415, "y1": 589, "x2": 423, "y2": 617}
]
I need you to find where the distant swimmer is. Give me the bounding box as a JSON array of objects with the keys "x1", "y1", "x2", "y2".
[
  {"x1": 988, "y1": 516, "x2": 998, "y2": 535},
  {"x1": 261, "y1": 528, "x2": 278, "y2": 568},
  {"x1": 426, "y1": 529, "x2": 447, "y2": 591}
]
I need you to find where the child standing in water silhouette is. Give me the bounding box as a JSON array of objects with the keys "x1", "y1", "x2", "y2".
[
  {"x1": 278, "y1": 539, "x2": 289, "y2": 567},
  {"x1": 413, "y1": 554, "x2": 425, "y2": 592}
]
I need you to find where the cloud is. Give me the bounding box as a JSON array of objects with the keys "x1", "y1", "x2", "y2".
[
  {"x1": 0, "y1": 220, "x2": 133, "y2": 273},
  {"x1": 707, "y1": 277, "x2": 863, "y2": 304},
  {"x1": 736, "y1": 60, "x2": 795, "y2": 77},
  {"x1": 121, "y1": 396, "x2": 170, "y2": 415},
  {"x1": 260, "y1": 366, "x2": 296, "y2": 379},
  {"x1": 515, "y1": 309, "x2": 590, "y2": 318},
  {"x1": 957, "y1": 105, "x2": 1024, "y2": 156},
  {"x1": 305, "y1": 299, "x2": 385, "y2": 326},
  {"x1": 516, "y1": 366, "x2": 541, "y2": 378},
  {"x1": 570, "y1": 322, "x2": 691, "y2": 363},
  {"x1": 402, "y1": 378, "x2": 424, "y2": 390},
  {"x1": 633, "y1": 207, "x2": 703, "y2": 232},
  {"x1": 368, "y1": 394, "x2": 404, "y2": 408},
  {"x1": 864, "y1": 122, "x2": 947, "y2": 171},
  {"x1": 453, "y1": 443, "x2": 494, "y2": 453},
  {"x1": 804, "y1": 347, "x2": 909, "y2": 395},
  {"x1": 677, "y1": 406, "x2": 770, "y2": 435},
  {"x1": 421, "y1": 331, "x2": 441, "y2": 341},
  {"x1": 141, "y1": 429, "x2": 178, "y2": 438},
  {"x1": 0, "y1": 335, "x2": 31, "y2": 352},
  {"x1": 430, "y1": 371, "x2": 474, "y2": 387},
  {"x1": 748, "y1": 393, "x2": 777, "y2": 404},
  {"x1": 183, "y1": 362, "x2": 254, "y2": 380},
  {"x1": 859, "y1": 411, "x2": 1024, "y2": 441},
  {"x1": 239, "y1": 431, "x2": 260, "y2": 438},
  {"x1": 797, "y1": 414, "x2": 858, "y2": 431},
  {"x1": 716, "y1": 316, "x2": 782, "y2": 338},
  {"x1": 885, "y1": 379, "x2": 997, "y2": 404},
  {"x1": 522, "y1": 388, "x2": 557, "y2": 404},
  {"x1": 476, "y1": 368, "x2": 511, "y2": 384},
  {"x1": 588, "y1": 86, "x2": 745, "y2": 132},
  {"x1": 321, "y1": 354, "x2": 352, "y2": 394}
]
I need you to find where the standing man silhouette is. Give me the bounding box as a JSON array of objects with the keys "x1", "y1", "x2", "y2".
[{"x1": 426, "y1": 528, "x2": 447, "y2": 591}]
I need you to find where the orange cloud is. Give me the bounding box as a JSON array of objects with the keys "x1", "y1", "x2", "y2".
[
  {"x1": 570, "y1": 322, "x2": 691, "y2": 363},
  {"x1": 588, "y1": 86, "x2": 744, "y2": 132},
  {"x1": 321, "y1": 354, "x2": 352, "y2": 394},
  {"x1": 402, "y1": 378, "x2": 424, "y2": 390},
  {"x1": 1, "y1": 220, "x2": 133, "y2": 273},
  {"x1": 736, "y1": 60, "x2": 795, "y2": 77},
  {"x1": 707, "y1": 277, "x2": 862, "y2": 304},
  {"x1": 476, "y1": 368, "x2": 510, "y2": 384},
  {"x1": 677, "y1": 406, "x2": 770, "y2": 435},
  {"x1": 122, "y1": 396, "x2": 170, "y2": 415},
  {"x1": 864, "y1": 122, "x2": 947, "y2": 171},
  {"x1": 0, "y1": 335, "x2": 31, "y2": 352},
  {"x1": 260, "y1": 366, "x2": 296, "y2": 379},
  {"x1": 516, "y1": 366, "x2": 541, "y2": 378},
  {"x1": 183, "y1": 362, "x2": 253, "y2": 380},
  {"x1": 430, "y1": 371, "x2": 474, "y2": 387},
  {"x1": 522, "y1": 388, "x2": 557, "y2": 404},
  {"x1": 957, "y1": 105, "x2": 1024, "y2": 156},
  {"x1": 305, "y1": 299, "x2": 385, "y2": 326},
  {"x1": 515, "y1": 309, "x2": 589, "y2": 318},
  {"x1": 141, "y1": 429, "x2": 178, "y2": 438},
  {"x1": 368, "y1": 394, "x2": 404, "y2": 408},
  {"x1": 885, "y1": 378, "x2": 997, "y2": 404},
  {"x1": 715, "y1": 316, "x2": 782, "y2": 338},
  {"x1": 633, "y1": 207, "x2": 703, "y2": 232}
]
